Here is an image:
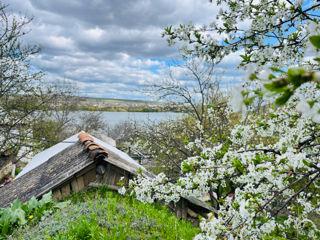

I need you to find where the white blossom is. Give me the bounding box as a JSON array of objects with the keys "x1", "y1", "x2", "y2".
[{"x1": 229, "y1": 87, "x2": 243, "y2": 112}]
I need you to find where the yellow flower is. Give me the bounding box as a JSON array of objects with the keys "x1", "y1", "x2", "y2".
[{"x1": 29, "y1": 215, "x2": 34, "y2": 219}]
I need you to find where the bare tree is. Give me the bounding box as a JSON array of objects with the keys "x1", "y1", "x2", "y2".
[
  {"x1": 146, "y1": 58, "x2": 228, "y2": 142},
  {"x1": 134, "y1": 58, "x2": 231, "y2": 178}
]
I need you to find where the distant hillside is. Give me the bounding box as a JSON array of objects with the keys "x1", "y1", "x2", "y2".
[{"x1": 74, "y1": 96, "x2": 188, "y2": 112}]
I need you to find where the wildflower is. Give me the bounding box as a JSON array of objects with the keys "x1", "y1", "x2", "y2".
[{"x1": 29, "y1": 215, "x2": 34, "y2": 219}]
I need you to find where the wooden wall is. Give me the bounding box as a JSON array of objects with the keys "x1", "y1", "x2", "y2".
[{"x1": 52, "y1": 162, "x2": 129, "y2": 201}]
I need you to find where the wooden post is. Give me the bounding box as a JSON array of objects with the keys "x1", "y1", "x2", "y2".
[
  {"x1": 181, "y1": 198, "x2": 188, "y2": 220},
  {"x1": 176, "y1": 200, "x2": 182, "y2": 219}
]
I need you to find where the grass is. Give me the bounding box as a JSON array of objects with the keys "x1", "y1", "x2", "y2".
[{"x1": 10, "y1": 187, "x2": 200, "y2": 240}]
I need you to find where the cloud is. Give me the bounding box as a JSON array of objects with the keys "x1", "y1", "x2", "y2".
[{"x1": 6, "y1": 0, "x2": 238, "y2": 99}]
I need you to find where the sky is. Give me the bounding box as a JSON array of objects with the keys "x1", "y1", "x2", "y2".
[{"x1": 7, "y1": 0, "x2": 243, "y2": 100}]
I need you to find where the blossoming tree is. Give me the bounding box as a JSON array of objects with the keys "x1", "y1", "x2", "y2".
[{"x1": 120, "y1": 0, "x2": 320, "y2": 239}]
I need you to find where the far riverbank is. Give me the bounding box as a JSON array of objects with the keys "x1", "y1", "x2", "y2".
[{"x1": 72, "y1": 111, "x2": 186, "y2": 127}]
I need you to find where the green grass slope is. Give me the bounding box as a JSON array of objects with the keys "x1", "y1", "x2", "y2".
[{"x1": 9, "y1": 187, "x2": 200, "y2": 240}]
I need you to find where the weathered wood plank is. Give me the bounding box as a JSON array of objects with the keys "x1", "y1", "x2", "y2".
[
  {"x1": 111, "y1": 168, "x2": 119, "y2": 185},
  {"x1": 71, "y1": 178, "x2": 79, "y2": 192},
  {"x1": 75, "y1": 164, "x2": 96, "y2": 178},
  {"x1": 52, "y1": 189, "x2": 62, "y2": 201},
  {"x1": 87, "y1": 182, "x2": 120, "y2": 191},
  {"x1": 77, "y1": 176, "x2": 85, "y2": 191},
  {"x1": 102, "y1": 163, "x2": 112, "y2": 184},
  {"x1": 107, "y1": 184, "x2": 120, "y2": 191},
  {"x1": 84, "y1": 168, "x2": 96, "y2": 186},
  {"x1": 61, "y1": 184, "x2": 70, "y2": 198},
  {"x1": 187, "y1": 208, "x2": 199, "y2": 218},
  {"x1": 176, "y1": 200, "x2": 182, "y2": 219},
  {"x1": 184, "y1": 196, "x2": 218, "y2": 214}
]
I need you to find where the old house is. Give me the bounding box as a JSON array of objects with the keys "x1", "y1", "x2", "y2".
[{"x1": 0, "y1": 132, "x2": 215, "y2": 221}]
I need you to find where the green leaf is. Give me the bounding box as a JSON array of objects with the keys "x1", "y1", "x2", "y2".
[
  {"x1": 264, "y1": 79, "x2": 288, "y2": 93},
  {"x1": 268, "y1": 74, "x2": 276, "y2": 80},
  {"x1": 253, "y1": 154, "x2": 262, "y2": 166},
  {"x1": 269, "y1": 113, "x2": 277, "y2": 119},
  {"x1": 240, "y1": 55, "x2": 249, "y2": 61},
  {"x1": 0, "y1": 209, "x2": 11, "y2": 235},
  {"x1": 243, "y1": 97, "x2": 255, "y2": 106},
  {"x1": 309, "y1": 35, "x2": 320, "y2": 49},
  {"x1": 287, "y1": 67, "x2": 306, "y2": 77},
  {"x1": 194, "y1": 32, "x2": 201, "y2": 42},
  {"x1": 303, "y1": 159, "x2": 311, "y2": 167},
  {"x1": 55, "y1": 201, "x2": 70, "y2": 210},
  {"x1": 201, "y1": 153, "x2": 208, "y2": 159},
  {"x1": 249, "y1": 73, "x2": 257, "y2": 80},
  {"x1": 275, "y1": 90, "x2": 293, "y2": 105},
  {"x1": 287, "y1": 67, "x2": 308, "y2": 87},
  {"x1": 182, "y1": 162, "x2": 194, "y2": 172},
  {"x1": 117, "y1": 180, "x2": 124, "y2": 187},
  {"x1": 270, "y1": 67, "x2": 285, "y2": 73},
  {"x1": 210, "y1": 136, "x2": 217, "y2": 143},
  {"x1": 253, "y1": 89, "x2": 263, "y2": 97},
  {"x1": 232, "y1": 159, "x2": 244, "y2": 173},
  {"x1": 12, "y1": 208, "x2": 27, "y2": 225},
  {"x1": 27, "y1": 197, "x2": 38, "y2": 213},
  {"x1": 11, "y1": 199, "x2": 22, "y2": 211},
  {"x1": 308, "y1": 100, "x2": 316, "y2": 108},
  {"x1": 39, "y1": 192, "x2": 52, "y2": 208}
]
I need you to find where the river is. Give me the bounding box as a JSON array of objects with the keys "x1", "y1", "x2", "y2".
[{"x1": 74, "y1": 111, "x2": 186, "y2": 127}]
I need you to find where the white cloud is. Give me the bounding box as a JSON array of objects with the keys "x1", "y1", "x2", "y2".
[
  {"x1": 82, "y1": 27, "x2": 105, "y2": 42},
  {"x1": 6, "y1": 0, "x2": 238, "y2": 99},
  {"x1": 45, "y1": 35, "x2": 75, "y2": 50}
]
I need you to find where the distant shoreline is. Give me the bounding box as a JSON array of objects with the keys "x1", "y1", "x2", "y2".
[
  {"x1": 73, "y1": 106, "x2": 186, "y2": 113},
  {"x1": 70, "y1": 96, "x2": 188, "y2": 113}
]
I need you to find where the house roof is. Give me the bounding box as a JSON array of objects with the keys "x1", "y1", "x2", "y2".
[
  {"x1": 16, "y1": 134, "x2": 79, "y2": 179},
  {"x1": 0, "y1": 141, "x2": 91, "y2": 208},
  {"x1": 0, "y1": 132, "x2": 151, "y2": 208},
  {"x1": 16, "y1": 132, "x2": 151, "y2": 179}
]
